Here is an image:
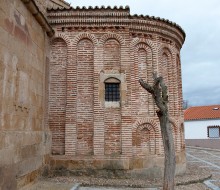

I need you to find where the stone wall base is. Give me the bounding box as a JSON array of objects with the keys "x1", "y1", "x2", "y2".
[
  {"x1": 48, "y1": 151, "x2": 186, "y2": 179},
  {"x1": 186, "y1": 139, "x2": 220, "y2": 149}
]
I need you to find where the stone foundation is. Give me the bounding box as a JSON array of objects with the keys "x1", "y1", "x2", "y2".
[{"x1": 48, "y1": 150, "x2": 186, "y2": 179}]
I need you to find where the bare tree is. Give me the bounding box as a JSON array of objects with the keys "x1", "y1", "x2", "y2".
[{"x1": 139, "y1": 73, "x2": 175, "y2": 190}]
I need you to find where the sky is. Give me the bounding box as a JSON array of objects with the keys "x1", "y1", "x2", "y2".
[{"x1": 67, "y1": 0, "x2": 220, "y2": 107}]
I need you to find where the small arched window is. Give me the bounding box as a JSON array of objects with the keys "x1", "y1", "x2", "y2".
[{"x1": 104, "y1": 78, "x2": 120, "y2": 102}]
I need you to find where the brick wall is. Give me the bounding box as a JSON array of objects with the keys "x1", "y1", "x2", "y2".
[
  {"x1": 49, "y1": 38, "x2": 67, "y2": 155},
  {"x1": 76, "y1": 39, "x2": 94, "y2": 155},
  {"x1": 47, "y1": 7, "x2": 186, "y2": 177}
]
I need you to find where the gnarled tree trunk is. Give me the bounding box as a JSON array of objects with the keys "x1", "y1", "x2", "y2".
[{"x1": 139, "y1": 73, "x2": 175, "y2": 190}]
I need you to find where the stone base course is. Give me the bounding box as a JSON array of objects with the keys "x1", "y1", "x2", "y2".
[{"x1": 47, "y1": 151, "x2": 186, "y2": 179}]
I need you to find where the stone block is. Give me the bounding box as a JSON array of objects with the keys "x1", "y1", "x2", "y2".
[
  {"x1": 130, "y1": 167, "x2": 163, "y2": 179},
  {"x1": 103, "y1": 159, "x2": 129, "y2": 170},
  {"x1": 0, "y1": 27, "x2": 9, "y2": 47},
  {"x1": 0, "y1": 147, "x2": 15, "y2": 165},
  {"x1": 131, "y1": 158, "x2": 143, "y2": 169},
  {"x1": 0, "y1": 165, "x2": 17, "y2": 190},
  {"x1": 21, "y1": 144, "x2": 39, "y2": 160},
  {"x1": 16, "y1": 156, "x2": 43, "y2": 177},
  {"x1": 16, "y1": 168, "x2": 40, "y2": 189},
  {"x1": 92, "y1": 159, "x2": 104, "y2": 169},
  {"x1": 0, "y1": 132, "x2": 6, "y2": 149},
  {"x1": 0, "y1": 0, "x2": 8, "y2": 14}
]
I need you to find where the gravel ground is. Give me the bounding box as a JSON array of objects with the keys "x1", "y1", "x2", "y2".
[{"x1": 33, "y1": 163, "x2": 210, "y2": 190}]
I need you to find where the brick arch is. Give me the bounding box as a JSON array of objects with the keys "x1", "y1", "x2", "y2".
[
  {"x1": 136, "y1": 123, "x2": 154, "y2": 132},
  {"x1": 52, "y1": 33, "x2": 71, "y2": 47},
  {"x1": 134, "y1": 43, "x2": 155, "y2": 116},
  {"x1": 169, "y1": 118, "x2": 179, "y2": 137},
  {"x1": 72, "y1": 33, "x2": 99, "y2": 46},
  {"x1": 130, "y1": 38, "x2": 156, "y2": 52},
  {"x1": 158, "y1": 45, "x2": 175, "y2": 61},
  {"x1": 169, "y1": 118, "x2": 180, "y2": 152},
  {"x1": 158, "y1": 46, "x2": 175, "y2": 75},
  {"x1": 132, "y1": 120, "x2": 160, "y2": 155},
  {"x1": 103, "y1": 38, "x2": 121, "y2": 71},
  {"x1": 76, "y1": 39, "x2": 94, "y2": 156},
  {"x1": 130, "y1": 38, "x2": 157, "y2": 71},
  {"x1": 99, "y1": 33, "x2": 125, "y2": 46},
  {"x1": 158, "y1": 46, "x2": 176, "y2": 116},
  {"x1": 176, "y1": 53, "x2": 182, "y2": 115},
  {"x1": 134, "y1": 42, "x2": 153, "y2": 54},
  {"x1": 132, "y1": 118, "x2": 160, "y2": 132},
  {"x1": 130, "y1": 38, "x2": 157, "y2": 118},
  {"x1": 133, "y1": 118, "x2": 159, "y2": 132},
  {"x1": 180, "y1": 123, "x2": 185, "y2": 150},
  {"x1": 49, "y1": 37, "x2": 68, "y2": 155}
]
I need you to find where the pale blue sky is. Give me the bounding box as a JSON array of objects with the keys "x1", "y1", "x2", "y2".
[{"x1": 66, "y1": 0, "x2": 220, "y2": 106}]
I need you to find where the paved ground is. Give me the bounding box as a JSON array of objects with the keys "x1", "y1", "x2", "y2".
[
  {"x1": 186, "y1": 147, "x2": 220, "y2": 190},
  {"x1": 22, "y1": 147, "x2": 220, "y2": 190}
]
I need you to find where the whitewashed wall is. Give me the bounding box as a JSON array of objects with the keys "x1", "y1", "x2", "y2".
[{"x1": 184, "y1": 119, "x2": 220, "y2": 139}]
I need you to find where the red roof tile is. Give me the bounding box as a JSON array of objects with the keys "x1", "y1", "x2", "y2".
[{"x1": 184, "y1": 105, "x2": 220, "y2": 121}]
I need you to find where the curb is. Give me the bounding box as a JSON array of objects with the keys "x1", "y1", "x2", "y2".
[
  {"x1": 176, "y1": 174, "x2": 212, "y2": 186},
  {"x1": 187, "y1": 146, "x2": 220, "y2": 152}
]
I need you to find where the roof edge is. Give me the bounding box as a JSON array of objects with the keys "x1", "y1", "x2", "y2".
[
  {"x1": 185, "y1": 118, "x2": 220, "y2": 121},
  {"x1": 21, "y1": 0, "x2": 54, "y2": 37},
  {"x1": 130, "y1": 14, "x2": 185, "y2": 40},
  {"x1": 49, "y1": 0, "x2": 70, "y2": 8},
  {"x1": 47, "y1": 5, "x2": 130, "y2": 11}
]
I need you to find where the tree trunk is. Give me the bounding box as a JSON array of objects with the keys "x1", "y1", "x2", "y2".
[
  {"x1": 157, "y1": 111, "x2": 175, "y2": 190},
  {"x1": 139, "y1": 74, "x2": 176, "y2": 190}
]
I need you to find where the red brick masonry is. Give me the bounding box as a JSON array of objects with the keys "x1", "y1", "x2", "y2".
[{"x1": 46, "y1": 6, "x2": 186, "y2": 177}]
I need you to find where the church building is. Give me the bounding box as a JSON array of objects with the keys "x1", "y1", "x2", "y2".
[
  {"x1": 0, "y1": 0, "x2": 186, "y2": 188},
  {"x1": 47, "y1": 2, "x2": 186, "y2": 177}
]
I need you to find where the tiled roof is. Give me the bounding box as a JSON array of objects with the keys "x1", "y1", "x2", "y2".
[
  {"x1": 184, "y1": 105, "x2": 220, "y2": 121},
  {"x1": 47, "y1": 5, "x2": 130, "y2": 11}
]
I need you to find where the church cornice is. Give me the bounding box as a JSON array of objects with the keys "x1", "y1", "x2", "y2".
[
  {"x1": 21, "y1": 0, "x2": 54, "y2": 37},
  {"x1": 47, "y1": 6, "x2": 185, "y2": 47}
]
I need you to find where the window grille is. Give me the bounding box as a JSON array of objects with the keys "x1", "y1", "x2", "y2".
[
  {"x1": 105, "y1": 83, "x2": 120, "y2": 102},
  {"x1": 207, "y1": 126, "x2": 220, "y2": 138}
]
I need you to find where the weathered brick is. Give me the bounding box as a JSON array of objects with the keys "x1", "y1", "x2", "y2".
[{"x1": 47, "y1": 5, "x2": 186, "y2": 177}]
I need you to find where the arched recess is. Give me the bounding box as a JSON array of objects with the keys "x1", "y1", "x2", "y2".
[
  {"x1": 169, "y1": 118, "x2": 180, "y2": 153},
  {"x1": 103, "y1": 38, "x2": 121, "y2": 71},
  {"x1": 53, "y1": 33, "x2": 71, "y2": 48},
  {"x1": 72, "y1": 33, "x2": 99, "y2": 47},
  {"x1": 100, "y1": 33, "x2": 125, "y2": 46},
  {"x1": 176, "y1": 54, "x2": 183, "y2": 115},
  {"x1": 49, "y1": 37, "x2": 67, "y2": 155},
  {"x1": 132, "y1": 123, "x2": 156, "y2": 156},
  {"x1": 132, "y1": 119, "x2": 160, "y2": 155},
  {"x1": 180, "y1": 123, "x2": 185, "y2": 150},
  {"x1": 76, "y1": 38, "x2": 94, "y2": 155},
  {"x1": 130, "y1": 38, "x2": 157, "y2": 118},
  {"x1": 64, "y1": 33, "x2": 98, "y2": 156},
  {"x1": 130, "y1": 38, "x2": 157, "y2": 71},
  {"x1": 134, "y1": 43, "x2": 155, "y2": 116},
  {"x1": 103, "y1": 38, "x2": 122, "y2": 156},
  {"x1": 158, "y1": 46, "x2": 175, "y2": 116}
]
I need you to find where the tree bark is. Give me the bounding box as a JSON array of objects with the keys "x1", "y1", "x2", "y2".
[{"x1": 139, "y1": 74, "x2": 176, "y2": 190}]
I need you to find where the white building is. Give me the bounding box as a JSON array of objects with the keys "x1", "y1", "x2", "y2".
[
  {"x1": 184, "y1": 105, "x2": 220, "y2": 149},
  {"x1": 184, "y1": 105, "x2": 220, "y2": 139}
]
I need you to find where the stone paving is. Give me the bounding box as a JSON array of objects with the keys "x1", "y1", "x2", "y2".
[
  {"x1": 186, "y1": 147, "x2": 220, "y2": 190},
  {"x1": 21, "y1": 147, "x2": 220, "y2": 190}
]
